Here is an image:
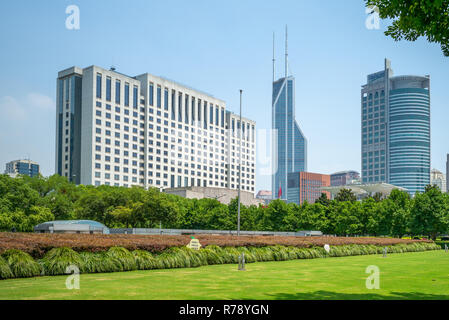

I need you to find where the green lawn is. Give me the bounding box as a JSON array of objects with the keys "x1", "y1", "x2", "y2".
[{"x1": 0, "y1": 250, "x2": 448, "y2": 300}]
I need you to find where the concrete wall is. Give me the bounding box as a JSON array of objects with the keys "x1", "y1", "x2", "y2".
[{"x1": 164, "y1": 186, "x2": 264, "y2": 206}]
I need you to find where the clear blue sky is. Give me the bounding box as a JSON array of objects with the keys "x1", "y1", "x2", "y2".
[{"x1": 0, "y1": 0, "x2": 448, "y2": 192}]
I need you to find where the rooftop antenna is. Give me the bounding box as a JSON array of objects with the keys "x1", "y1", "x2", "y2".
[
  {"x1": 285, "y1": 25, "x2": 288, "y2": 78},
  {"x1": 272, "y1": 32, "x2": 276, "y2": 83}
]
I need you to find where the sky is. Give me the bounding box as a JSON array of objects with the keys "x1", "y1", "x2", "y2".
[{"x1": 0, "y1": 0, "x2": 448, "y2": 192}]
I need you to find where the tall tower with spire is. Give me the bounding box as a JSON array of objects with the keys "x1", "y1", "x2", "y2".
[{"x1": 272, "y1": 26, "x2": 307, "y2": 200}]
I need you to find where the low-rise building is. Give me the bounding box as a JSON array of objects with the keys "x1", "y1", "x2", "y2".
[
  {"x1": 5, "y1": 159, "x2": 40, "y2": 178},
  {"x1": 287, "y1": 172, "x2": 331, "y2": 205},
  {"x1": 256, "y1": 190, "x2": 272, "y2": 205},
  {"x1": 34, "y1": 220, "x2": 109, "y2": 234},
  {"x1": 430, "y1": 168, "x2": 446, "y2": 192},
  {"x1": 164, "y1": 186, "x2": 263, "y2": 206},
  {"x1": 330, "y1": 170, "x2": 360, "y2": 186},
  {"x1": 322, "y1": 183, "x2": 407, "y2": 200}
]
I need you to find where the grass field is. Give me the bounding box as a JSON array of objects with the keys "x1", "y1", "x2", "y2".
[{"x1": 0, "y1": 250, "x2": 448, "y2": 300}]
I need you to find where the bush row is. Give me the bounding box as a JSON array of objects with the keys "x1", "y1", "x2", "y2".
[
  {"x1": 0, "y1": 233, "x2": 433, "y2": 258},
  {"x1": 0, "y1": 242, "x2": 441, "y2": 280}
]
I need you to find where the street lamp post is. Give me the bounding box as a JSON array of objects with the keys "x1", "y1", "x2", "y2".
[{"x1": 237, "y1": 90, "x2": 243, "y2": 236}]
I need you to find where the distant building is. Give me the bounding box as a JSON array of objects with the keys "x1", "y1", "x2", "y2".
[
  {"x1": 330, "y1": 171, "x2": 360, "y2": 186},
  {"x1": 164, "y1": 186, "x2": 263, "y2": 206},
  {"x1": 256, "y1": 190, "x2": 272, "y2": 205},
  {"x1": 361, "y1": 59, "x2": 430, "y2": 194},
  {"x1": 447, "y1": 154, "x2": 449, "y2": 193},
  {"x1": 34, "y1": 220, "x2": 109, "y2": 234},
  {"x1": 272, "y1": 28, "x2": 307, "y2": 201},
  {"x1": 55, "y1": 65, "x2": 256, "y2": 192},
  {"x1": 430, "y1": 169, "x2": 446, "y2": 192},
  {"x1": 322, "y1": 183, "x2": 407, "y2": 201},
  {"x1": 5, "y1": 159, "x2": 40, "y2": 178},
  {"x1": 287, "y1": 172, "x2": 330, "y2": 205}
]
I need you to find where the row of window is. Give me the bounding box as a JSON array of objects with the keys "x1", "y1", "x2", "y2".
[{"x1": 96, "y1": 73, "x2": 139, "y2": 108}]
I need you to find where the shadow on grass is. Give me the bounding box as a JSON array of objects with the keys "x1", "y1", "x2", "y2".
[{"x1": 265, "y1": 291, "x2": 449, "y2": 300}]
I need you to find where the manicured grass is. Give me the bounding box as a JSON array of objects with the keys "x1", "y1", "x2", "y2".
[{"x1": 0, "y1": 250, "x2": 448, "y2": 300}]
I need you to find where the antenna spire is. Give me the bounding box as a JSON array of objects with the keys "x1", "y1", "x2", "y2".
[
  {"x1": 285, "y1": 25, "x2": 288, "y2": 78},
  {"x1": 272, "y1": 32, "x2": 276, "y2": 82}
]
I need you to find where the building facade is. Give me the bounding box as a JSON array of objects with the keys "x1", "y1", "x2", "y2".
[
  {"x1": 287, "y1": 172, "x2": 330, "y2": 205},
  {"x1": 271, "y1": 30, "x2": 307, "y2": 200},
  {"x1": 447, "y1": 154, "x2": 449, "y2": 193},
  {"x1": 165, "y1": 186, "x2": 263, "y2": 206},
  {"x1": 330, "y1": 170, "x2": 360, "y2": 187},
  {"x1": 361, "y1": 59, "x2": 430, "y2": 194},
  {"x1": 430, "y1": 169, "x2": 446, "y2": 192},
  {"x1": 55, "y1": 66, "x2": 256, "y2": 192},
  {"x1": 5, "y1": 159, "x2": 40, "y2": 178},
  {"x1": 256, "y1": 190, "x2": 272, "y2": 205}
]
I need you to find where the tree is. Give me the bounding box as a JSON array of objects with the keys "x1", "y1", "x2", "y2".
[
  {"x1": 335, "y1": 189, "x2": 357, "y2": 202},
  {"x1": 331, "y1": 201, "x2": 363, "y2": 236},
  {"x1": 315, "y1": 193, "x2": 331, "y2": 206},
  {"x1": 108, "y1": 206, "x2": 133, "y2": 228},
  {"x1": 377, "y1": 190, "x2": 410, "y2": 237},
  {"x1": 260, "y1": 200, "x2": 289, "y2": 231},
  {"x1": 366, "y1": 0, "x2": 449, "y2": 56},
  {"x1": 410, "y1": 185, "x2": 449, "y2": 239},
  {"x1": 372, "y1": 192, "x2": 384, "y2": 202}
]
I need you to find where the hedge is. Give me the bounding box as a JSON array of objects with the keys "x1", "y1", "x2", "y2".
[{"x1": 0, "y1": 242, "x2": 441, "y2": 280}]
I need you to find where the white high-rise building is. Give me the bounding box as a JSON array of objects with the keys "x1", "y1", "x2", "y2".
[
  {"x1": 430, "y1": 168, "x2": 446, "y2": 192},
  {"x1": 55, "y1": 66, "x2": 256, "y2": 193}
]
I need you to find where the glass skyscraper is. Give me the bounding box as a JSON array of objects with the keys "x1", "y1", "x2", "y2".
[
  {"x1": 5, "y1": 159, "x2": 40, "y2": 178},
  {"x1": 362, "y1": 59, "x2": 430, "y2": 194},
  {"x1": 272, "y1": 75, "x2": 307, "y2": 199}
]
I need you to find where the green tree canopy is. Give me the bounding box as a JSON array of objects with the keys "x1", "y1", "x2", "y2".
[{"x1": 366, "y1": 0, "x2": 449, "y2": 56}]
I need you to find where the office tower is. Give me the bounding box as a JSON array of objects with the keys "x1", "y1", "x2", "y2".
[
  {"x1": 361, "y1": 59, "x2": 430, "y2": 194},
  {"x1": 430, "y1": 169, "x2": 446, "y2": 192},
  {"x1": 5, "y1": 159, "x2": 40, "y2": 178},
  {"x1": 272, "y1": 27, "x2": 307, "y2": 200},
  {"x1": 447, "y1": 154, "x2": 449, "y2": 193},
  {"x1": 330, "y1": 170, "x2": 360, "y2": 186},
  {"x1": 55, "y1": 66, "x2": 256, "y2": 192},
  {"x1": 287, "y1": 172, "x2": 330, "y2": 205}
]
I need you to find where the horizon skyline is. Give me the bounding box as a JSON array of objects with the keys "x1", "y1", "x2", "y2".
[{"x1": 1, "y1": 0, "x2": 448, "y2": 193}]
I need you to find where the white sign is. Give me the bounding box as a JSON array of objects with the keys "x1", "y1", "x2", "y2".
[{"x1": 186, "y1": 238, "x2": 202, "y2": 250}]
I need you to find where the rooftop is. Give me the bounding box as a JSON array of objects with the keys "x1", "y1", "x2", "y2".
[{"x1": 322, "y1": 183, "x2": 408, "y2": 196}]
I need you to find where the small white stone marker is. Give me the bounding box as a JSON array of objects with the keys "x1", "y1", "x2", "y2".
[
  {"x1": 324, "y1": 244, "x2": 330, "y2": 253},
  {"x1": 238, "y1": 253, "x2": 246, "y2": 271}
]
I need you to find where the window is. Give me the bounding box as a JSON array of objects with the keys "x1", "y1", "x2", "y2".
[
  {"x1": 106, "y1": 77, "x2": 111, "y2": 101},
  {"x1": 178, "y1": 93, "x2": 182, "y2": 122},
  {"x1": 124, "y1": 83, "x2": 129, "y2": 106},
  {"x1": 157, "y1": 85, "x2": 161, "y2": 108},
  {"x1": 133, "y1": 86, "x2": 138, "y2": 108},
  {"x1": 164, "y1": 88, "x2": 169, "y2": 110},
  {"x1": 149, "y1": 83, "x2": 154, "y2": 106},
  {"x1": 170, "y1": 90, "x2": 176, "y2": 120},
  {"x1": 96, "y1": 73, "x2": 102, "y2": 99},
  {"x1": 115, "y1": 80, "x2": 121, "y2": 104},
  {"x1": 204, "y1": 102, "x2": 207, "y2": 129},
  {"x1": 185, "y1": 94, "x2": 189, "y2": 124},
  {"x1": 191, "y1": 97, "x2": 195, "y2": 125},
  {"x1": 215, "y1": 106, "x2": 219, "y2": 126},
  {"x1": 210, "y1": 104, "x2": 214, "y2": 124}
]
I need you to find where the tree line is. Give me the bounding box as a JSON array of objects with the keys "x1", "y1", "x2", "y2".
[{"x1": 0, "y1": 174, "x2": 448, "y2": 239}]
